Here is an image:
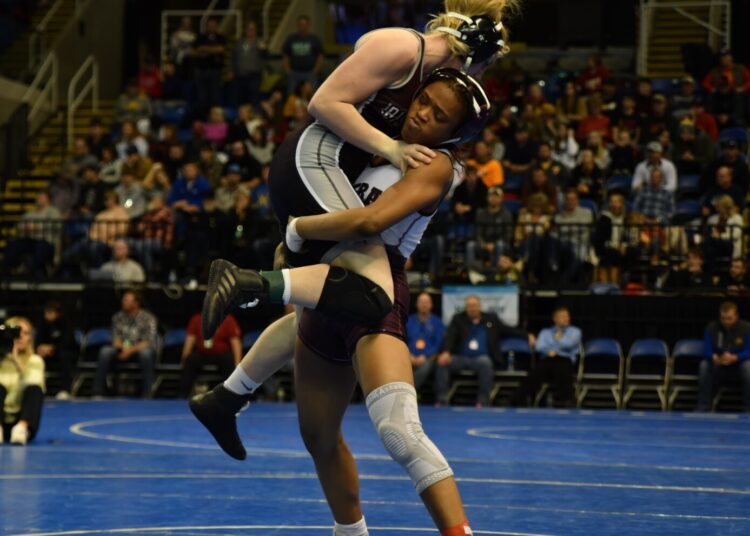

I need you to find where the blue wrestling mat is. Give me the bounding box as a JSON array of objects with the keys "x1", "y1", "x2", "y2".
[{"x1": 2, "y1": 401, "x2": 749, "y2": 535}]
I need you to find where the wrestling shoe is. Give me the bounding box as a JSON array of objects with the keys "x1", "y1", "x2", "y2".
[
  {"x1": 189, "y1": 384, "x2": 251, "y2": 461},
  {"x1": 202, "y1": 259, "x2": 267, "y2": 340}
]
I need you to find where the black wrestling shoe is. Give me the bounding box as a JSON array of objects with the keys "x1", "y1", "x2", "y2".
[
  {"x1": 189, "y1": 384, "x2": 251, "y2": 461},
  {"x1": 202, "y1": 259, "x2": 267, "y2": 340}
]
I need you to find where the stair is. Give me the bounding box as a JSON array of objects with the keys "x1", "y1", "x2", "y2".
[
  {"x1": 242, "y1": 0, "x2": 292, "y2": 41},
  {"x1": 0, "y1": 100, "x2": 115, "y2": 252},
  {"x1": 646, "y1": 5, "x2": 712, "y2": 77},
  {"x1": 0, "y1": 0, "x2": 77, "y2": 80}
]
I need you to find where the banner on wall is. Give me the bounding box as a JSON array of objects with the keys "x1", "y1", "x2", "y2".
[{"x1": 441, "y1": 286, "x2": 520, "y2": 327}]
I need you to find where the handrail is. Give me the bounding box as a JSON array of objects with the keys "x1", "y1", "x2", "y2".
[
  {"x1": 22, "y1": 52, "x2": 58, "y2": 129},
  {"x1": 262, "y1": 0, "x2": 275, "y2": 41},
  {"x1": 200, "y1": 0, "x2": 221, "y2": 32},
  {"x1": 67, "y1": 55, "x2": 98, "y2": 149},
  {"x1": 673, "y1": 5, "x2": 726, "y2": 36},
  {"x1": 36, "y1": 0, "x2": 64, "y2": 32}
]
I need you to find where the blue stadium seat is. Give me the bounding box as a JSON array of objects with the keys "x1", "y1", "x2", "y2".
[
  {"x1": 606, "y1": 175, "x2": 632, "y2": 195},
  {"x1": 162, "y1": 328, "x2": 187, "y2": 351},
  {"x1": 73, "y1": 327, "x2": 113, "y2": 395},
  {"x1": 503, "y1": 173, "x2": 525, "y2": 193},
  {"x1": 673, "y1": 200, "x2": 702, "y2": 223},
  {"x1": 503, "y1": 199, "x2": 522, "y2": 216},
  {"x1": 624, "y1": 338, "x2": 669, "y2": 409},
  {"x1": 651, "y1": 78, "x2": 677, "y2": 96},
  {"x1": 589, "y1": 282, "x2": 621, "y2": 295},
  {"x1": 154, "y1": 102, "x2": 187, "y2": 124},
  {"x1": 243, "y1": 330, "x2": 262, "y2": 352},
  {"x1": 500, "y1": 337, "x2": 534, "y2": 372},
  {"x1": 579, "y1": 198, "x2": 598, "y2": 217},
  {"x1": 73, "y1": 329, "x2": 84, "y2": 349},
  {"x1": 578, "y1": 338, "x2": 624, "y2": 408},
  {"x1": 718, "y1": 127, "x2": 748, "y2": 144},
  {"x1": 677, "y1": 174, "x2": 701, "y2": 198},
  {"x1": 83, "y1": 328, "x2": 113, "y2": 352},
  {"x1": 668, "y1": 338, "x2": 705, "y2": 410},
  {"x1": 223, "y1": 107, "x2": 238, "y2": 122}
]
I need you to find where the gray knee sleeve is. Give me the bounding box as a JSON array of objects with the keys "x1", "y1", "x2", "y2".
[{"x1": 365, "y1": 382, "x2": 453, "y2": 494}]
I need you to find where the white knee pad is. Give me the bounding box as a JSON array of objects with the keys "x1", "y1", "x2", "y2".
[{"x1": 365, "y1": 382, "x2": 453, "y2": 494}]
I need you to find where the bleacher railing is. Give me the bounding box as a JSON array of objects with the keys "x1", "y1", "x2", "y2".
[
  {"x1": 22, "y1": 51, "x2": 58, "y2": 135},
  {"x1": 67, "y1": 55, "x2": 98, "y2": 150}
]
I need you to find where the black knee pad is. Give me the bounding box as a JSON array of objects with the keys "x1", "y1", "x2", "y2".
[{"x1": 315, "y1": 266, "x2": 393, "y2": 324}]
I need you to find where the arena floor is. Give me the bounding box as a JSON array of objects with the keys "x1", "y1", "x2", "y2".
[{"x1": 1, "y1": 401, "x2": 749, "y2": 535}]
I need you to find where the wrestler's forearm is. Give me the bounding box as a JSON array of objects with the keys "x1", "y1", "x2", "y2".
[
  {"x1": 296, "y1": 207, "x2": 380, "y2": 242},
  {"x1": 309, "y1": 101, "x2": 396, "y2": 160}
]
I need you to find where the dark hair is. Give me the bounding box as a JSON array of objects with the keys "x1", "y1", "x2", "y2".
[
  {"x1": 44, "y1": 301, "x2": 63, "y2": 314},
  {"x1": 298, "y1": 14, "x2": 310, "y2": 23},
  {"x1": 122, "y1": 288, "x2": 142, "y2": 305},
  {"x1": 720, "y1": 301, "x2": 738, "y2": 314},
  {"x1": 552, "y1": 305, "x2": 569, "y2": 315},
  {"x1": 687, "y1": 246, "x2": 704, "y2": 260}
]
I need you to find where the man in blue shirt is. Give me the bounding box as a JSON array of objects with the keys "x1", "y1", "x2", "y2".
[
  {"x1": 698, "y1": 301, "x2": 750, "y2": 411},
  {"x1": 406, "y1": 292, "x2": 444, "y2": 391},
  {"x1": 514, "y1": 306, "x2": 581, "y2": 407}
]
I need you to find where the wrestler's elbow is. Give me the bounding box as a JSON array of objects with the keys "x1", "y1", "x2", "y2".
[{"x1": 354, "y1": 215, "x2": 384, "y2": 239}]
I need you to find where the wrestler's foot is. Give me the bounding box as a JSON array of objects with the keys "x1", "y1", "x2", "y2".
[
  {"x1": 202, "y1": 259, "x2": 267, "y2": 339},
  {"x1": 189, "y1": 384, "x2": 251, "y2": 461}
]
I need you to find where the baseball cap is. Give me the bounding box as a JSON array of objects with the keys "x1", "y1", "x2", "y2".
[
  {"x1": 646, "y1": 141, "x2": 663, "y2": 153},
  {"x1": 653, "y1": 94, "x2": 667, "y2": 103},
  {"x1": 488, "y1": 186, "x2": 504, "y2": 197},
  {"x1": 226, "y1": 163, "x2": 242, "y2": 174}
]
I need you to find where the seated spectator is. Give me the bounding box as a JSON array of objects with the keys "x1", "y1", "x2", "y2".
[
  {"x1": 658, "y1": 129, "x2": 675, "y2": 162},
  {"x1": 632, "y1": 142, "x2": 678, "y2": 193},
  {"x1": 168, "y1": 161, "x2": 211, "y2": 219},
  {"x1": 674, "y1": 123, "x2": 714, "y2": 176},
  {"x1": 0, "y1": 317, "x2": 45, "y2": 445},
  {"x1": 608, "y1": 130, "x2": 639, "y2": 176},
  {"x1": 697, "y1": 301, "x2": 750, "y2": 412},
  {"x1": 115, "y1": 120, "x2": 149, "y2": 160},
  {"x1": 705, "y1": 195, "x2": 744, "y2": 266},
  {"x1": 116, "y1": 79, "x2": 152, "y2": 125},
  {"x1": 160, "y1": 61, "x2": 185, "y2": 101},
  {"x1": 569, "y1": 148, "x2": 604, "y2": 201},
  {"x1": 685, "y1": 98, "x2": 719, "y2": 143},
  {"x1": 283, "y1": 80, "x2": 314, "y2": 125},
  {"x1": 35, "y1": 301, "x2": 76, "y2": 399},
  {"x1": 163, "y1": 143, "x2": 187, "y2": 184},
  {"x1": 93, "y1": 289, "x2": 157, "y2": 398},
  {"x1": 611, "y1": 94, "x2": 642, "y2": 145},
  {"x1": 229, "y1": 104, "x2": 262, "y2": 143},
  {"x1": 129, "y1": 194, "x2": 173, "y2": 274},
  {"x1": 48, "y1": 174, "x2": 80, "y2": 219},
  {"x1": 502, "y1": 123, "x2": 538, "y2": 178},
  {"x1": 551, "y1": 122, "x2": 579, "y2": 171},
  {"x1": 61, "y1": 137, "x2": 99, "y2": 180},
  {"x1": 466, "y1": 187, "x2": 513, "y2": 270},
  {"x1": 552, "y1": 189, "x2": 594, "y2": 283},
  {"x1": 198, "y1": 142, "x2": 224, "y2": 189},
  {"x1": 515, "y1": 193, "x2": 552, "y2": 283},
  {"x1": 535, "y1": 141, "x2": 569, "y2": 186},
  {"x1": 86, "y1": 118, "x2": 112, "y2": 159},
  {"x1": 451, "y1": 165, "x2": 487, "y2": 224},
  {"x1": 702, "y1": 165, "x2": 746, "y2": 216},
  {"x1": 74, "y1": 164, "x2": 107, "y2": 219},
  {"x1": 556, "y1": 81, "x2": 587, "y2": 126},
  {"x1": 222, "y1": 188, "x2": 261, "y2": 267},
  {"x1": 142, "y1": 162, "x2": 172, "y2": 200},
  {"x1": 641, "y1": 94, "x2": 677, "y2": 144},
  {"x1": 585, "y1": 130, "x2": 610, "y2": 171},
  {"x1": 95, "y1": 240, "x2": 146, "y2": 284},
  {"x1": 633, "y1": 168, "x2": 675, "y2": 224},
  {"x1": 491, "y1": 254, "x2": 525, "y2": 286},
  {"x1": 99, "y1": 145, "x2": 123, "y2": 186},
  {"x1": 224, "y1": 140, "x2": 263, "y2": 186},
  {"x1": 513, "y1": 306, "x2": 581, "y2": 407},
  {"x1": 435, "y1": 295, "x2": 533, "y2": 407},
  {"x1": 150, "y1": 124, "x2": 179, "y2": 164},
  {"x1": 577, "y1": 54, "x2": 609, "y2": 94},
  {"x1": 2, "y1": 191, "x2": 61, "y2": 278},
  {"x1": 481, "y1": 127, "x2": 505, "y2": 161},
  {"x1": 467, "y1": 140, "x2": 504, "y2": 188},
  {"x1": 634, "y1": 77, "x2": 654, "y2": 118},
  {"x1": 215, "y1": 165, "x2": 245, "y2": 213},
  {"x1": 179, "y1": 312, "x2": 242, "y2": 398},
  {"x1": 576, "y1": 96, "x2": 611, "y2": 144},
  {"x1": 204, "y1": 107, "x2": 229, "y2": 148},
  {"x1": 593, "y1": 194, "x2": 628, "y2": 284},
  {"x1": 521, "y1": 167, "x2": 558, "y2": 213},
  {"x1": 701, "y1": 140, "x2": 749, "y2": 197},
  {"x1": 246, "y1": 126, "x2": 275, "y2": 166},
  {"x1": 702, "y1": 48, "x2": 750, "y2": 94},
  {"x1": 671, "y1": 76, "x2": 698, "y2": 119},
  {"x1": 663, "y1": 247, "x2": 713, "y2": 291},
  {"x1": 406, "y1": 293, "x2": 444, "y2": 392},
  {"x1": 114, "y1": 170, "x2": 147, "y2": 220},
  {"x1": 723, "y1": 258, "x2": 750, "y2": 295},
  {"x1": 121, "y1": 145, "x2": 153, "y2": 181},
  {"x1": 260, "y1": 89, "x2": 288, "y2": 144},
  {"x1": 709, "y1": 74, "x2": 745, "y2": 130},
  {"x1": 137, "y1": 55, "x2": 163, "y2": 99}
]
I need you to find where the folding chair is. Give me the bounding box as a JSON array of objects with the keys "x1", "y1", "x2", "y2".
[{"x1": 623, "y1": 338, "x2": 670, "y2": 410}]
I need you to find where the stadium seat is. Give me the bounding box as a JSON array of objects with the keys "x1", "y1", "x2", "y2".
[
  {"x1": 589, "y1": 282, "x2": 621, "y2": 295},
  {"x1": 718, "y1": 127, "x2": 748, "y2": 144},
  {"x1": 489, "y1": 337, "x2": 535, "y2": 405},
  {"x1": 579, "y1": 198, "x2": 598, "y2": 217},
  {"x1": 154, "y1": 101, "x2": 187, "y2": 124},
  {"x1": 577, "y1": 338, "x2": 623, "y2": 408},
  {"x1": 677, "y1": 174, "x2": 701, "y2": 198},
  {"x1": 243, "y1": 330, "x2": 262, "y2": 352},
  {"x1": 223, "y1": 107, "x2": 238, "y2": 122},
  {"x1": 623, "y1": 338, "x2": 669, "y2": 410},
  {"x1": 668, "y1": 338, "x2": 704, "y2": 410},
  {"x1": 503, "y1": 199, "x2": 522, "y2": 217},
  {"x1": 651, "y1": 78, "x2": 677, "y2": 96},
  {"x1": 606, "y1": 175, "x2": 632, "y2": 195},
  {"x1": 72, "y1": 327, "x2": 113, "y2": 396},
  {"x1": 673, "y1": 200, "x2": 702, "y2": 223},
  {"x1": 503, "y1": 173, "x2": 525, "y2": 193}
]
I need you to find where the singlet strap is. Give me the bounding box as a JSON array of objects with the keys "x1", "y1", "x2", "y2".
[{"x1": 388, "y1": 29, "x2": 425, "y2": 90}]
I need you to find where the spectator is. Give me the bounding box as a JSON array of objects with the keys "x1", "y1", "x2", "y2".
[
  {"x1": 74, "y1": 164, "x2": 106, "y2": 218},
  {"x1": 114, "y1": 170, "x2": 147, "y2": 220},
  {"x1": 702, "y1": 48, "x2": 750, "y2": 94},
  {"x1": 701, "y1": 140, "x2": 749, "y2": 197},
  {"x1": 93, "y1": 289, "x2": 157, "y2": 398},
  {"x1": 702, "y1": 165, "x2": 746, "y2": 216},
  {"x1": 535, "y1": 142, "x2": 569, "y2": 186},
  {"x1": 95, "y1": 240, "x2": 145, "y2": 284},
  {"x1": 466, "y1": 187, "x2": 513, "y2": 270},
  {"x1": 641, "y1": 94, "x2": 677, "y2": 144},
  {"x1": 612, "y1": 94, "x2": 642, "y2": 145},
  {"x1": 161, "y1": 61, "x2": 185, "y2": 101},
  {"x1": 203, "y1": 106, "x2": 229, "y2": 149},
  {"x1": 406, "y1": 293, "x2": 444, "y2": 391},
  {"x1": 552, "y1": 189, "x2": 594, "y2": 283},
  {"x1": 435, "y1": 295, "x2": 533, "y2": 407},
  {"x1": 491, "y1": 254, "x2": 525, "y2": 285},
  {"x1": 61, "y1": 137, "x2": 98, "y2": 180},
  {"x1": 723, "y1": 258, "x2": 750, "y2": 295},
  {"x1": 179, "y1": 312, "x2": 242, "y2": 398},
  {"x1": 467, "y1": 140, "x2": 504, "y2": 188},
  {"x1": 86, "y1": 118, "x2": 112, "y2": 159},
  {"x1": 1, "y1": 191, "x2": 61, "y2": 278},
  {"x1": 633, "y1": 168, "x2": 675, "y2": 224},
  {"x1": 122, "y1": 145, "x2": 153, "y2": 181},
  {"x1": 515, "y1": 193, "x2": 552, "y2": 283},
  {"x1": 671, "y1": 76, "x2": 698, "y2": 119},
  {"x1": 556, "y1": 80, "x2": 587, "y2": 126},
  {"x1": 168, "y1": 161, "x2": 211, "y2": 215},
  {"x1": 577, "y1": 54, "x2": 609, "y2": 94},
  {"x1": 170, "y1": 16, "x2": 196, "y2": 71},
  {"x1": 115, "y1": 120, "x2": 149, "y2": 160},
  {"x1": 163, "y1": 143, "x2": 187, "y2": 183},
  {"x1": 137, "y1": 55, "x2": 163, "y2": 99},
  {"x1": 634, "y1": 77, "x2": 653, "y2": 118},
  {"x1": 150, "y1": 124, "x2": 180, "y2": 163},
  {"x1": 282, "y1": 14, "x2": 324, "y2": 95},
  {"x1": 576, "y1": 96, "x2": 611, "y2": 144},
  {"x1": 246, "y1": 125, "x2": 276, "y2": 166},
  {"x1": 570, "y1": 147, "x2": 605, "y2": 202},
  {"x1": 283, "y1": 80, "x2": 315, "y2": 124},
  {"x1": 99, "y1": 145, "x2": 123, "y2": 186},
  {"x1": 0, "y1": 317, "x2": 44, "y2": 445},
  {"x1": 229, "y1": 104, "x2": 262, "y2": 143},
  {"x1": 521, "y1": 167, "x2": 558, "y2": 213},
  {"x1": 551, "y1": 123, "x2": 579, "y2": 171},
  {"x1": 451, "y1": 165, "x2": 487, "y2": 224},
  {"x1": 222, "y1": 188, "x2": 260, "y2": 267},
  {"x1": 697, "y1": 301, "x2": 750, "y2": 412},
  {"x1": 609, "y1": 130, "x2": 639, "y2": 176},
  {"x1": 585, "y1": 130, "x2": 610, "y2": 170},
  {"x1": 260, "y1": 88, "x2": 287, "y2": 144},
  {"x1": 215, "y1": 165, "x2": 245, "y2": 212},
  {"x1": 198, "y1": 141, "x2": 225, "y2": 189},
  {"x1": 481, "y1": 127, "x2": 505, "y2": 162},
  {"x1": 142, "y1": 162, "x2": 172, "y2": 201},
  {"x1": 115, "y1": 80, "x2": 152, "y2": 125},
  {"x1": 224, "y1": 140, "x2": 263, "y2": 186},
  {"x1": 593, "y1": 194, "x2": 628, "y2": 284},
  {"x1": 514, "y1": 306, "x2": 581, "y2": 407},
  {"x1": 35, "y1": 301, "x2": 76, "y2": 400},
  {"x1": 686, "y1": 98, "x2": 719, "y2": 142},
  {"x1": 709, "y1": 74, "x2": 745, "y2": 130},
  {"x1": 674, "y1": 123, "x2": 714, "y2": 176},
  {"x1": 230, "y1": 21, "x2": 267, "y2": 108},
  {"x1": 663, "y1": 247, "x2": 712, "y2": 291},
  {"x1": 48, "y1": 174, "x2": 80, "y2": 219},
  {"x1": 129, "y1": 194, "x2": 173, "y2": 274},
  {"x1": 193, "y1": 17, "x2": 227, "y2": 115},
  {"x1": 705, "y1": 195, "x2": 744, "y2": 263},
  {"x1": 502, "y1": 123, "x2": 538, "y2": 178},
  {"x1": 632, "y1": 141, "x2": 678, "y2": 193}
]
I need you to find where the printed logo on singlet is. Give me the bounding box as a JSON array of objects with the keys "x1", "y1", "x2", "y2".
[
  {"x1": 380, "y1": 103, "x2": 405, "y2": 121},
  {"x1": 353, "y1": 182, "x2": 383, "y2": 205}
]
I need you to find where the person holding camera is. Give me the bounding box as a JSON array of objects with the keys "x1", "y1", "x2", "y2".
[{"x1": 0, "y1": 317, "x2": 45, "y2": 445}]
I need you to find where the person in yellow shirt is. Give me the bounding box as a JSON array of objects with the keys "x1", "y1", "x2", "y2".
[
  {"x1": 466, "y1": 140, "x2": 504, "y2": 188},
  {"x1": 0, "y1": 317, "x2": 45, "y2": 445}
]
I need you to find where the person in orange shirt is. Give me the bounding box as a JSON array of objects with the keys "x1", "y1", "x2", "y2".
[{"x1": 466, "y1": 140, "x2": 504, "y2": 188}]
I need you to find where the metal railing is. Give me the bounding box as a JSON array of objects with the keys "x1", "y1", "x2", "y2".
[
  {"x1": 22, "y1": 51, "x2": 58, "y2": 133},
  {"x1": 67, "y1": 55, "x2": 98, "y2": 149},
  {"x1": 27, "y1": 0, "x2": 87, "y2": 74},
  {"x1": 637, "y1": 0, "x2": 731, "y2": 76},
  {"x1": 160, "y1": 9, "x2": 243, "y2": 63}
]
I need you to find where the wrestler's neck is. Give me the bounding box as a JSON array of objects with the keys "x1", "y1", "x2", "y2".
[{"x1": 422, "y1": 33, "x2": 462, "y2": 73}]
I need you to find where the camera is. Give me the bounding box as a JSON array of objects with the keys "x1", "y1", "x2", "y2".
[{"x1": 0, "y1": 323, "x2": 22, "y2": 355}]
